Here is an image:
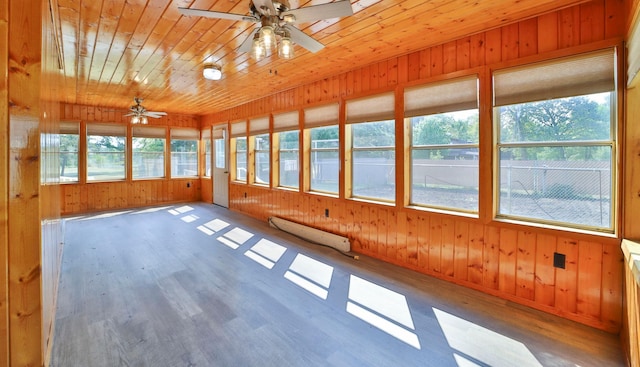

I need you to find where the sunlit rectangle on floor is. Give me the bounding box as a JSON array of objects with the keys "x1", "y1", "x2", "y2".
[
  {"x1": 244, "y1": 250, "x2": 275, "y2": 269},
  {"x1": 203, "y1": 219, "x2": 230, "y2": 232},
  {"x1": 223, "y1": 227, "x2": 254, "y2": 245},
  {"x1": 284, "y1": 271, "x2": 329, "y2": 299},
  {"x1": 181, "y1": 214, "x2": 198, "y2": 223},
  {"x1": 346, "y1": 302, "x2": 421, "y2": 349},
  {"x1": 348, "y1": 275, "x2": 415, "y2": 329},
  {"x1": 288, "y1": 254, "x2": 333, "y2": 288},
  {"x1": 217, "y1": 236, "x2": 240, "y2": 249},
  {"x1": 249, "y1": 239, "x2": 287, "y2": 263},
  {"x1": 197, "y1": 226, "x2": 215, "y2": 236},
  {"x1": 433, "y1": 308, "x2": 542, "y2": 367}
]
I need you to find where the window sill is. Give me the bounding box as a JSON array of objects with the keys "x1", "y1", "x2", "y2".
[
  {"x1": 493, "y1": 216, "x2": 617, "y2": 239},
  {"x1": 622, "y1": 239, "x2": 640, "y2": 288},
  {"x1": 406, "y1": 204, "x2": 478, "y2": 219},
  {"x1": 349, "y1": 196, "x2": 395, "y2": 207}
]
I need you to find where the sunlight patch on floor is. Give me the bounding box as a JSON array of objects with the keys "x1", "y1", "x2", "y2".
[
  {"x1": 244, "y1": 239, "x2": 287, "y2": 269},
  {"x1": 197, "y1": 219, "x2": 230, "y2": 236},
  {"x1": 433, "y1": 308, "x2": 543, "y2": 367},
  {"x1": 347, "y1": 275, "x2": 420, "y2": 349},
  {"x1": 181, "y1": 214, "x2": 199, "y2": 223},
  {"x1": 168, "y1": 205, "x2": 194, "y2": 215},
  {"x1": 77, "y1": 211, "x2": 133, "y2": 221},
  {"x1": 284, "y1": 254, "x2": 334, "y2": 299},
  {"x1": 217, "y1": 227, "x2": 254, "y2": 249},
  {"x1": 131, "y1": 206, "x2": 173, "y2": 214}
]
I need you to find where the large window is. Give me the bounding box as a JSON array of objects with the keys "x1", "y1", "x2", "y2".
[
  {"x1": 305, "y1": 103, "x2": 340, "y2": 194},
  {"x1": 87, "y1": 123, "x2": 126, "y2": 181},
  {"x1": 346, "y1": 92, "x2": 396, "y2": 202},
  {"x1": 231, "y1": 121, "x2": 247, "y2": 182},
  {"x1": 250, "y1": 116, "x2": 270, "y2": 185},
  {"x1": 59, "y1": 121, "x2": 80, "y2": 183},
  {"x1": 493, "y1": 49, "x2": 616, "y2": 231},
  {"x1": 273, "y1": 111, "x2": 300, "y2": 189},
  {"x1": 133, "y1": 126, "x2": 166, "y2": 179},
  {"x1": 405, "y1": 76, "x2": 479, "y2": 212},
  {"x1": 170, "y1": 128, "x2": 199, "y2": 177}
]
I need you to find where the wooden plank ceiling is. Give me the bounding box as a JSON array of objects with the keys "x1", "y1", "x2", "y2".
[{"x1": 51, "y1": 0, "x2": 588, "y2": 116}]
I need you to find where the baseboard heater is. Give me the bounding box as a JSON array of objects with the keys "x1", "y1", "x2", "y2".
[{"x1": 268, "y1": 217, "x2": 351, "y2": 253}]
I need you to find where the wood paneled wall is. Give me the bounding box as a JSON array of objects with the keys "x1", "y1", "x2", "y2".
[
  {"x1": 204, "y1": 0, "x2": 626, "y2": 333},
  {"x1": 58, "y1": 104, "x2": 202, "y2": 215},
  {"x1": 622, "y1": 241, "x2": 640, "y2": 367},
  {"x1": 0, "y1": 0, "x2": 9, "y2": 364},
  {"x1": 1, "y1": 0, "x2": 64, "y2": 365},
  {"x1": 61, "y1": 179, "x2": 201, "y2": 214}
]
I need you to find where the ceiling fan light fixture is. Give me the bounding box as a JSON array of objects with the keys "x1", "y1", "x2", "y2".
[
  {"x1": 259, "y1": 25, "x2": 275, "y2": 50},
  {"x1": 250, "y1": 35, "x2": 266, "y2": 61},
  {"x1": 203, "y1": 64, "x2": 222, "y2": 80},
  {"x1": 278, "y1": 37, "x2": 294, "y2": 59}
]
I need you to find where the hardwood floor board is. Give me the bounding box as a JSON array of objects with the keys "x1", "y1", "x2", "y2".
[{"x1": 51, "y1": 203, "x2": 625, "y2": 367}]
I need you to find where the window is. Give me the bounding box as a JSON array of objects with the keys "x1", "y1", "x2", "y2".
[
  {"x1": 249, "y1": 116, "x2": 270, "y2": 185},
  {"x1": 171, "y1": 128, "x2": 199, "y2": 177},
  {"x1": 405, "y1": 76, "x2": 479, "y2": 212},
  {"x1": 493, "y1": 49, "x2": 616, "y2": 231},
  {"x1": 305, "y1": 103, "x2": 340, "y2": 194},
  {"x1": 59, "y1": 121, "x2": 80, "y2": 183},
  {"x1": 273, "y1": 111, "x2": 300, "y2": 189},
  {"x1": 231, "y1": 121, "x2": 247, "y2": 182},
  {"x1": 132, "y1": 126, "x2": 166, "y2": 179},
  {"x1": 202, "y1": 128, "x2": 212, "y2": 177},
  {"x1": 213, "y1": 127, "x2": 226, "y2": 170},
  {"x1": 87, "y1": 123, "x2": 126, "y2": 181},
  {"x1": 346, "y1": 92, "x2": 396, "y2": 202}
]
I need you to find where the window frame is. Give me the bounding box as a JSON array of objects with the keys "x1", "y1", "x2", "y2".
[
  {"x1": 492, "y1": 48, "x2": 618, "y2": 233},
  {"x1": 132, "y1": 126, "x2": 166, "y2": 180},
  {"x1": 86, "y1": 123, "x2": 127, "y2": 182},
  {"x1": 404, "y1": 75, "x2": 480, "y2": 214},
  {"x1": 58, "y1": 121, "x2": 80, "y2": 184},
  {"x1": 170, "y1": 128, "x2": 199, "y2": 178}
]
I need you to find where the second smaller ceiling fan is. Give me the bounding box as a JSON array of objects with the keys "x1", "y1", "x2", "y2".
[{"x1": 124, "y1": 97, "x2": 167, "y2": 124}]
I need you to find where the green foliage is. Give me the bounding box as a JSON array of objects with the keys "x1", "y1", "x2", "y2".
[{"x1": 498, "y1": 93, "x2": 611, "y2": 161}]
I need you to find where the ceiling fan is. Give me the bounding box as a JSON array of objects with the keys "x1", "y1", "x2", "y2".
[
  {"x1": 124, "y1": 97, "x2": 167, "y2": 124},
  {"x1": 178, "y1": 0, "x2": 353, "y2": 59}
]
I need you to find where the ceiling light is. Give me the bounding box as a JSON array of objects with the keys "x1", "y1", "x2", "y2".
[
  {"x1": 250, "y1": 34, "x2": 266, "y2": 61},
  {"x1": 278, "y1": 36, "x2": 294, "y2": 59},
  {"x1": 259, "y1": 25, "x2": 275, "y2": 51},
  {"x1": 131, "y1": 115, "x2": 148, "y2": 124},
  {"x1": 203, "y1": 64, "x2": 222, "y2": 80}
]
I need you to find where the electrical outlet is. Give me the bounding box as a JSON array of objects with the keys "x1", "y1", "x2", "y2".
[
  {"x1": 187, "y1": 182, "x2": 191, "y2": 188},
  {"x1": 244, "y1": 192, "x2": 247, "y2": 198},
  {"x1": 325, "y1": 208, "x2": 329, "y2": 217},
  {"x1": 553, "y1": 252, "x2": 566, "y2": 269}
]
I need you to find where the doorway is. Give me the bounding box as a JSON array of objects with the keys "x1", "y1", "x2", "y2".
[{"x1": 212, "y1": 125, "x2": 229, "y2": 208}]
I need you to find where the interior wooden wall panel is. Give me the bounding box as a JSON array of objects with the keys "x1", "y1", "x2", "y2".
[
  {"x1": 0, "y1": 0, "x2": 8, "y2": 363},
  {"x1": 622, "y1": 240, "x2": 640, "y2": 367},
  {"x1": 204, "y1": 2, "x2": 627, "y2": 333}
]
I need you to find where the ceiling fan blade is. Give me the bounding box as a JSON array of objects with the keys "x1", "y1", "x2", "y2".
[
  {"x1": 239, "y1": 28, "x2": 260, "y2": 53},
  {"x1": 251, "y1": 0, "x2": 276, "y2": 16},
  {"x1": 178, "y1": 7, "x2": 258, "y2": 23},
  {"x1": 283, "y1": 25, "x2": 324, "y2": 53},
  {"x1": 144, "y1": 112, "x2": 167, "y2": 117},
  {"x1": 282, "y1": 0, "x2": 353, "y2": 24},
  {"x1": 123, "y1": 112, "x2": 135, "y2": 117}
]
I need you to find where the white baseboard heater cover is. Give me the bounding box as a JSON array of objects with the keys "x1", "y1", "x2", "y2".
[{"x1": 269, "y1": 217, "x2": 351, "y2": 253}]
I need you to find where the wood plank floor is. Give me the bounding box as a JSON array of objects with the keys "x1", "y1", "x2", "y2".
[{"x1": 50, "y1": 203, "x2": 625, "y2": 367}]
